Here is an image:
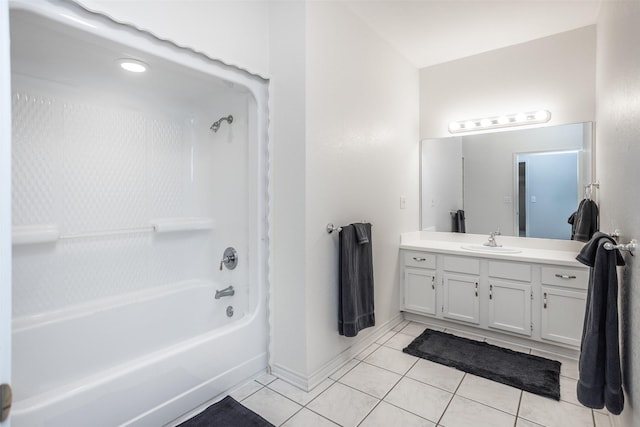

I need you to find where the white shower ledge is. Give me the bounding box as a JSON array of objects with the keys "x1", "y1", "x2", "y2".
[{"x1": 400, "y1": 231, "x2": 586, "y2": 267}]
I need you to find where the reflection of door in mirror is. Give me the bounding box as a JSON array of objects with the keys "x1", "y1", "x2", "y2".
[{"x1": 516, "y1": 151, "x2": 579, "y2": 239}]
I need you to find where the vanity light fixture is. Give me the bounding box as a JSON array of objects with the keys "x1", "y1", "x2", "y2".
[
  {"x1": 448, "y1": 110, "x2": 551, "y2": 134},
  {"x1": 117, "y1": 58, "x2": 149, "y2": 73}
]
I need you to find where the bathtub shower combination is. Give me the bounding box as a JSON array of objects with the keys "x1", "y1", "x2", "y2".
[{"x1": 9, "y1": 1, "x2": 269, "y2": 426}]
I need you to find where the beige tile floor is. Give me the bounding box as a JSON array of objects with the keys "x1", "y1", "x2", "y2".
[{"x1": 229, "y1": 321, "x2": 613, "y2": 427}]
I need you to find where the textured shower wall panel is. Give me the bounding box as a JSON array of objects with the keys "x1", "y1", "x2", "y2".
[
  {"x1": 11, "y1": 92, "x2": 61, "y2": 226},
  {"x1": 12, "y1": 235, "x2": 150, "y2": 316},
  {"x1": 11, "y1": 89, "x2": 214, "y2": 317},
  {"x1": 62, "y1": 102, "x2": 149, "y2": 233},
  {"x1": 148, "y1": 118, "x2": 189, "y2": 219}
]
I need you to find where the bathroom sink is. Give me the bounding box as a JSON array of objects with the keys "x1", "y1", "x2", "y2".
[{"x1": 460, "y1": 244, "x2": 522, "y2": 254}]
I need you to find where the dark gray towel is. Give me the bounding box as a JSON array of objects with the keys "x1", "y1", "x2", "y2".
[
  {"x1": 569, "y1": 199, "x2": 599, "y2": 241},
  {"x1": 338, "y1": 223, "x2": 375, "y2": 337},
  {"x1": 451, "y1": 210, "x2": 466, "y2": 233},
  {"x1": 576, "y1": 232, "x2": 625, "y2": 414},
  {"x1": 353, "y1": 223, "x2": 370, "y2": 244}
]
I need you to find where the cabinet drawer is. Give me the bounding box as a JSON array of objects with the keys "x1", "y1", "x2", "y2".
[
  {"x1": 541, "y1": 266, "x2": 589, "y2": 290},
  {"x1": 443, "y1": 256, "x2": 480, "y2": 275},
  {"x1": 489, "y1": 261, "x2": 532, "y2": 282},
  {"x1": 404, "y1": 252, "x2": 436, "y2": 269}
]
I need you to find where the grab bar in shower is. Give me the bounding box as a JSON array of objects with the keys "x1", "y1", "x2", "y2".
[
  {"x1": 12, "y1": 224, "x2": 60, "y2": 245},
  {"x1": 12, "y1": 217, "x2": 215, "y2": 244},
  {"x1": 150, "y1": 217, "x2": 215, "y2": 233}
]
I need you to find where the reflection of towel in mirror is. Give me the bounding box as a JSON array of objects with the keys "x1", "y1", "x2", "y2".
[
  {"x1": 338, "y1": 223, "x2": 375, "y2": 337},
  {"x1": 568, "y1": 199, "x2": 598, "y2": 241},
  {"x1": 576, "y1": 232, "x2": 625, "y2": 414},
  {"x1": 451, "y1": 210, "x2": 466, "y2": 233}
]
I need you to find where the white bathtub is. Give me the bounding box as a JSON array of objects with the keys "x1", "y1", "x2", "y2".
[
  {"x1": 9, "y1": 0, "x2": 270, "y2": 425},
  {"x1": 12, "y1": 281, "x2": 267, "y2": 426}
]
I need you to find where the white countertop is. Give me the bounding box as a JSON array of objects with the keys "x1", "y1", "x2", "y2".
[{"x1": 400, "y1": 231, "x2": 587, "y2": 268}]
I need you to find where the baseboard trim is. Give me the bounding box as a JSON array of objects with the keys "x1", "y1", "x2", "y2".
[
  {"x1": 271, "y1": 312, "x2": 404, "y2": 391},
  {"x1": 306, "y1": 313, "x2": 404, "y2": 390}
]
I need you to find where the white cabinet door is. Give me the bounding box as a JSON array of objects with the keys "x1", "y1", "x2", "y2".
[
  {"x1": 488, "y1": 280, "x2": 532, "y2": 336},
  {"x1": 404, "y1": 268, "x2": 437, "y2": 316},
  {"x1": 443, "y1": 273, "x2": 480, "y2": 324},
  {"x1": 540, "y1": 286, "x2": 587, "y2": 347}
]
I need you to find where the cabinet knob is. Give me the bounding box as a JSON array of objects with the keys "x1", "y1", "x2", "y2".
[
  {"x1": 489, "y1": 284, "x2": 493, "y2": 300},
  {"x1": 543, "y1": 292, "x2": 548, "y2": 309},
  {"x1": 475, "y1": 282, "x2": 478, "y2": 297},
  {"x1": 413, "y1": 257, "x2": 426, "y2": 262},
  {"x1": 431, "y1": 276, "x2": 435, "y2": 290}
]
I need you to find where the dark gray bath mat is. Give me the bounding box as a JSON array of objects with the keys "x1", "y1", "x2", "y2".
[
  {"x1": 177, "y1": 396, "x2": 274, "y2": 427},
  {"x1": 403, "y1": 328, "x2": 561, "y2": 400}
]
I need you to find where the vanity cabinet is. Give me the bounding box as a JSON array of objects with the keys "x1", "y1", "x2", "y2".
[
  {"x1": 539, "y1": 266, "x2": 589, "y2": 347},
  {"x1": 400, "y1": 248, "x2": 589, "y2": 350},
  {"x1": 402, "y1": 252, "x2": 437, "y2": 315},
  {"x1": 487, "y1": 261, "x2": 532, "y2": 337},
  {"x1": 442, "y1": 256, "x2": 480, "y2": 325}
]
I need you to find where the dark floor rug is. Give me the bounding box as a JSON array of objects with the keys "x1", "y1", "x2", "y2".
[
  {"x1": 177, "y1": 396, "x2": 274, "y2": 427},
  {"x1": 403, "y1": 328, "x2": 561, "y2": 400}
]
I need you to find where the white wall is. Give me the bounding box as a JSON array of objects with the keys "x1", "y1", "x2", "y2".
[
  {"x1": 303, "y1": 1, "x2": 419, "y2": 382},
  {"x1": 420, "y1": 25, "x2": 596, "y2": 139},
  {"x1": 268, "y1": 0, "x2": 309, "y2": 382},
  {"x1": 595, "y1": 2, "x2": 640, "y2": 426},
  {"x1": 73, "y1": 0, "x2": 270, "y2": 77}
]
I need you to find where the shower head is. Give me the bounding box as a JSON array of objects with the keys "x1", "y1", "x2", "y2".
[{"x1": 210, "y1": 115, "x2": 233, "y2": 133}]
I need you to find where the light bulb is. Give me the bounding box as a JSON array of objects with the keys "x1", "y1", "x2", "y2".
[
  {"x1": 480, "y1": 118, "x2": 492, "y2": 128},
  {"x1": 535, "y1": 110, "x2": 550, "y2": 121},
  {"x1": 449, "y1": 121, "x2": 461, "y2": 132},
  {"x1": 464, "y1": 120, "x2": 476, "y2": 129},
  {"x1": 498, "y1": 115, "x2": 509, "y2": 125},
  {"x1": 515, "y1": 113, "x2": 527, "y2": 122}
]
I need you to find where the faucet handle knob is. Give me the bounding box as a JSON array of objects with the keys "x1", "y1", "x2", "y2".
[{"x1": 219, "y1": 247, "x2": 238, "y2": 271}]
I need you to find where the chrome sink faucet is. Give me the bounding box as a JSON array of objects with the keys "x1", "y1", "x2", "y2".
[{"x1": 484, "y1": 229, "x2": 502, "y2": 247}]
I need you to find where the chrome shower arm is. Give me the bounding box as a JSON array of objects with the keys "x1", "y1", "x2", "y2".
[{"x1": 210, "y1": 115, "x2": 233, "y2": 132}]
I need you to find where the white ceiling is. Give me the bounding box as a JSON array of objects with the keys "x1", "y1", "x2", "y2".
[{"x1": 344, "y1": 0, "x2": 602, "y2": 69}]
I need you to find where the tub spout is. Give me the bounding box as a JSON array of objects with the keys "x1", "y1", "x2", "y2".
[{"x1": 215, "y1": 286, "x2": 235, "y2": 299}]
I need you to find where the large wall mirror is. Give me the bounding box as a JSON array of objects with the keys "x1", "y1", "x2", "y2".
[{"x1": 420, "y1": 122, "x2": 593, "y2": 240}]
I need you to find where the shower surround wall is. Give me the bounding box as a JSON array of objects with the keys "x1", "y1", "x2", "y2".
[{"x1": 9, "y1": 1, "x2": 269, "y2": 426}]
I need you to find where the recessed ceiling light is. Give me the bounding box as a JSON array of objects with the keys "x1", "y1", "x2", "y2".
[{"x1": 117, "y1": 59, "x2": 148, "y2": 73}]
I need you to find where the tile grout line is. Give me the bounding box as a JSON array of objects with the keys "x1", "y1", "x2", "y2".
[
  {"x1": 513, "y1": 390, "x2": 524, "y2": 427},
  {"x1": 359, "y1": 352, "x2": 444, "y2": 426},
  {"x1": 435, "y1": 371, "x2": 467, "y2": 426}
]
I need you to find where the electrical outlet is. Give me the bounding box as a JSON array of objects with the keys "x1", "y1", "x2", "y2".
[{"x1": 400, "y1": 196, "x2": 406, "y2": 209}]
